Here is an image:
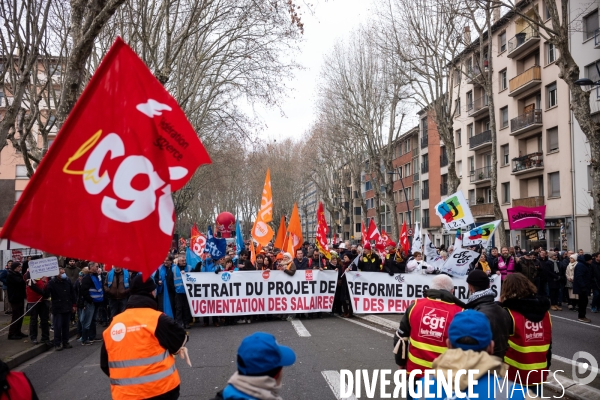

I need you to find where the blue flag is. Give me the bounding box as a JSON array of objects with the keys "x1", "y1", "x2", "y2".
[
  {"x1": 206, "y1": 225, "x2": 226, "y2": 260},
  {"x1": 186, "y1": 246, "x2": 202, "y2": 271},
  {"x1": 235, "y1": 219, "x2": 245, "y2": 256}
]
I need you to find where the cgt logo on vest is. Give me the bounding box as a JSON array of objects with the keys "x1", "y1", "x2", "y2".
[
  {"x1": 524, "y1": 320, "x2": 544, "y2": 342},
  {"x1": 418, "y1": 307, "x2": 449, "y2": 342},
  {"x1": 111, "y1": 322, "x2": 126, "y2": 342}
]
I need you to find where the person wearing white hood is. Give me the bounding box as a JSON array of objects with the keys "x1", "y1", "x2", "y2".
[{"x1": 406, "y1": 251, "x2": 436, "y2": 274}]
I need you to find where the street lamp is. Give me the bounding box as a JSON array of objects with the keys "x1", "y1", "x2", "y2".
[{"x1": 387, "y1": 169, "x2": 412, "y2": 230}]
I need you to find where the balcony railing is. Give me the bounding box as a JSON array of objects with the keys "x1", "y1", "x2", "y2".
[
  {"x1": 507, "y1": 26, "x2": 540, "y2": 57},
  {"x1": 512, "y1": 152, "x2": 544, "y2": 174},
  {"x1": 509, "y1": 66, "x2": 541, "y2": 96},
  {"x1": 512, "y1": 196, "x2": 544, "y2": 207},
  {"x1": 440, "y1": 153, "x2": 448, "y2": 167},
  {"x1": 470, "y1": 166, "x2": 491, "y2": 183},
  {"x1": 468, "y1": 96, "x2": 489, "y2": 116},
  {"x1": 471, "y1": 203, "x2": 494, "y2": 217},
  {"x1": 467, "y1": 65, "x2": 482, "y2": 83},
  {"x1": 469, "y1": 130, "x2": 492, "y2": 150},
  {"x1": 421, "y1": 136, "x2": 428, "y2": 149},
  {"x1": 422, "y1": 187, "x2": 430, "y2": 200},
  {"x1": 440, "y1": 183, "x2": 448, "y2": 196},
  {"x1": 421, "y1": 162, "x2": 429, "y2": 174},
  {"x1": 422, "y1": 219, "x2": 430, "y2": 228},
  {"x1": 413, "y1": 171, "x2": 419, "y2": 181},
  {"x1": 510, "y1": 109, "x2": 542, "y2": 134}
]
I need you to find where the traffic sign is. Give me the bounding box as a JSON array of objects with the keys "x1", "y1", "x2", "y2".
[{"x1": 408, "y1": 229, "x2": 413, "y2": 236}]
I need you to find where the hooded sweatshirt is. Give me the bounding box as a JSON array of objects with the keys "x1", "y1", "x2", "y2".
[{"x1": 415, "y1": 349, "x2": 533, "y2": 399}]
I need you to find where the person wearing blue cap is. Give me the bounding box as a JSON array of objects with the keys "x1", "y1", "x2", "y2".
[
  {"x1": 211, "y1": 332, "x2": 296, "y2": 400},
  {"x1": 415, "y1": 310, "x2": 531, "y2": 400}
]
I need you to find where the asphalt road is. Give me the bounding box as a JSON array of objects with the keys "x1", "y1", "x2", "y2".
[{"x1": 16, "y1": 310, "x2": 600, "y2": 400}]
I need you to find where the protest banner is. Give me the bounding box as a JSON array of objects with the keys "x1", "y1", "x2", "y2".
[
  {"x1": 184, "y1": 270, "x2": 338, "y2": 316},
  {"x1": 463, "y1": 220, "x2": 501, "y2": 247},
  {"x1": 28, "y1": 257, "x2": 60, "y2": 279},
  {"x1": 507, "y1": 205, "x2": 546, "y2": 230},
  {"x1": 345, "y1": 271, "x2": 501, "y2": 314},
  {"x1": 434, "y1": 191, "x2": 474, "y2": 230},
  {"x1": 438, "y1": 248, "x2": 480, "y2": 277}
]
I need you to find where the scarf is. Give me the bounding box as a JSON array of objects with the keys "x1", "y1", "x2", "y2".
[
  {"x1": 552, "y1": 260, "x2": 559, "y2": 274},
  {"x1": 479, "y1": 260, "x2": 490, "y2": 274},
  {"x1": 467, "y1": 288, "x2": 496, "y2": 303},
  {"x1": 227, "y1": 372, "x2": 282, "y2": 400}
]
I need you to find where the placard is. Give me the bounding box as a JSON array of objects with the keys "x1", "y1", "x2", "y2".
[{"x1": 28, "y1": 257, "x2": 60, "y2": 279}]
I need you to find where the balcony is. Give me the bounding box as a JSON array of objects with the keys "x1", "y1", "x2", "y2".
[
  {"x1": 507, "y1": 26, "x2": 540, "y2": 59},
  {"x1": 470, "y1": 166, "x2": 491, "y2": 184},
  {"x1": 422, "y1": 187, "x2": 430, "y2": 200},
  {"x1": 510, "y1": 109, "x2": 542, "y2": 136},
  {"x1": 421, "y1": 136, "x2": 428, "y2": 149},
  {"x1": 467, "y1": 65, "x2": 483, "y2": 84},
  {"x1": 512, "y1": 196, "x2": 544, "y2": 207},
  {"x1": 440, "y1": 183, "x2": 448, "y2": 196},
  {"x1": 512, "y1": 152, "x2": 544, "y2": 175},
  {"x1": 421, "y1": 162, "x2": 429, "y2": 174},
  {"x1": 468, "y1": 96, "x2": 489, "y2": 117},
  {"x1": 413, "y1": 171, "x2": 419, "y2": 182},
  {"x1": 595, "y1": 28, "x2": 600, "y2": 49},
  {"x1": 471, "y1": 203, "x2": 495, "y2": 217},
  {"x1": 509, "y1": 66, "x2": 541, "y2": 97},
  {"x1": 440, "y1": 153, "x2": 448, "y2": 167},
  {"x1": 469, "y1": 130, "x2": 492, "y2": 150}
]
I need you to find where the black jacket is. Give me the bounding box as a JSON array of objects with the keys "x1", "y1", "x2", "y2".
[
  {"x1": 592, "y1": 260, "x2": 600, "y2": 291},
  {"x1": 80, "y1": 272, "x2": 104, "y2": 304},
  {"x1": 358, "y1": 252, "x2": 382, "y2": 272},
  {"x1": 100, "y1": 294, "x2": 187, "y2": 378},
  {"x1": 502, "y1": 295, "x2": 552, "y2": 368},
  {"x1": 542, "y1": 259, "x2": 561, "y2": 289},
  {"x1": 42, "y1": 277, "x2": 76, "y2": 314},
  {"x1": 293, "y1": 257, "x2": 309, "y2": 271},
  {"x1": 394, "y1": 289, "x2": 465, "y2": 367},
  {"x1": 383, "y1": 252, "x2": 406, "y2": 275},
  {"x1": 515, "y1": 258, "x2": 538, "y2": 284},
  {"x1": 465, "y1": 289, "x2": 512, "y2": 359},
  {"x1": 6, "y1": 269, "x2": 26, "y2": 303},
  {"x1": 573, "y1": 255, "x2": 592, "y2": 295}
]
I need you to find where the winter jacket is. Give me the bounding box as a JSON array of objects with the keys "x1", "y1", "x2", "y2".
[
  {"x1": 63, "y1": 264, "x2": 80, "y2": 284},
  {"x1": 543, "y1": 259, "x2": 561, "y2": 289},
  {"x1": 211, "y1": 372, "x2": 282, "y2": 400},
  {"x1": 515, "y1": 259, "x2": 538, "y2": 284},
  {"x1": 537, "y1": 257, "x2": 549, "y2": 282},
  {"x1": 80, "y1": 272, "x2": 103, "y2": 304},
  {"x1": 486, "y1": 255, "x2": 499, "y2": 274},
  {"x1": 383, "y1": 252, "x2": 406, "y2": 275},
  {"x1": 293, "y1": 257, "x2": 309, "y2": 271},
  {"x1": 6, "y1": 269, "x2": 26, "y2": 304},
  {"x1": 415, "y1": 348, "x2": 530, "y2": 400},
  {"x1": 103, "y1": 269, "x2": 130, "y2": 300},
  {"x1": 41, "y1": 276, "x2": 76, "y2": 314},
  {"x1": 357, "y1": 252, "x2": 381, "y2": 272},
  {"x1": 502, "y1": 295, "x2": 552, "y2": 368},
  {"x1": 592, "y1": 260, "x2": 600, "y2": 291},
  {"x1": 0, "y1": 268, "x2": 8, "y2": 290},
  {"x1": 465, "y1": 289, "x2": 512, "y2": 359},
  {"x1": 573, "y1": 255, "x2": 592, "y2": 296},
  {"x1": 24, "y1": 272, "x2": 49, "y2": 303}
]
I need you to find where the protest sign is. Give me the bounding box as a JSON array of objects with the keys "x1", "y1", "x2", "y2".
[
  {"x1": 345, "y1": 272, "x2": 501, "y2": 314},
  {"x1": 463, "y1": 220, "x2": 501, "y2": 247},
  {"x1": 28, "y1": 257, "x2": 60, "y2": 279},
  {"x1": 438, "y1": 248, "x2": 480, "y2": 277},
  {"x1": 434, "y1": 191, "x2": 474, "y2": 230},
  {"x1": 184, "y1": 270, "x2": 338, "y2": 317}
]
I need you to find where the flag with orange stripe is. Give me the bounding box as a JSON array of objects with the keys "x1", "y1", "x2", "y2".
[
  {"x1": 273, "y1": 216, "x2": 287, "y2": 249},
  {"x1": 251, "y1": 169, "x2": 274, "y2": 246},
  {"x1": 287, "y1": 203, "x2": 303, "y2": 255}
]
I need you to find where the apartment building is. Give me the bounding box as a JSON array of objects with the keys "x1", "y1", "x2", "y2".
[
  {"x1": 452, "y1": 2, "x2": 575, "y2": 251},
  {"x1": 391, "y1": 126, "x2": 419, "y2": 238},
  {"x1": 569, "y1": 0, "x2": 599, "y2": 252}
]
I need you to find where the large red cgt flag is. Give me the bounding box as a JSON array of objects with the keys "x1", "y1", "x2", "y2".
[{"x1": 0, "y1": 38, "x2": 211, "y2": 276}]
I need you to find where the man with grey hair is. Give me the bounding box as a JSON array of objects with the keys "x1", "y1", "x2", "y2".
[{"x1": 393, "y1": 274, "x2": 464, "y2": 383}]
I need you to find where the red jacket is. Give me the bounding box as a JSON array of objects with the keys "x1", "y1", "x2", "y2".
[{"x1": 24, "y1": 272, "x2": 49, "y2": 303}]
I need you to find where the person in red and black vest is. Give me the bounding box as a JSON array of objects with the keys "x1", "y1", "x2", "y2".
[
  {"x1": 0, "y1": 359, "x2": 39, "y2": 400},
  {"x1": 501, "y1": 273, "x2": 552, "y2": 389},
  {"x1": 393, "y1": 274, "x2": 464, "y2": 388},
  {"x1": 23, "y1": 270, "x2": 50, "y2": 346}
]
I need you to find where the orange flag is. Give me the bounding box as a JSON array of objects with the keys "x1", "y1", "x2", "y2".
[
  {"x1": 251, "y1": 169, "x2": 274, "y2": 246},
  {"x1": 287, "y1": 203, "x2": 303, "y2": 255},
  {"x1": 273, "y1": 216, "x2": 287, "y2": 249},
  {"x1": 250, "y1": 239, "x2": 256, "y2": 266},
  {"x1": 285, "y1": 232, "x2": 295, "y2": 256}
]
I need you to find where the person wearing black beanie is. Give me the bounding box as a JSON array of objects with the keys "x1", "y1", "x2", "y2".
[
  {"x1": 100, "y1": 275, "x2": 188, "y2": 399},
  {"x1": 6, "y1": 262, "x2": 26, "y2": 340}
]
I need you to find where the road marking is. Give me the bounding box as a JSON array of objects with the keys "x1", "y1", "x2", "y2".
[
  {"x1": 551, "y1": 314, "x2": 600, "y2": 328},
  {"x1": 552, "y1": 354, "x2": 600, "y2": 374},
  {"x1": 335, "y1": 316, "x2": 394, "y2": 338},
  {"x1": 291, "y1": 320, "x2": 311, "y2": 337},
  {"x1": 322, "y1": 370, "x2": 357, "y2": 400},
  {"x1": 355, "y1": 314, "x2": 399, "y2": 330}
]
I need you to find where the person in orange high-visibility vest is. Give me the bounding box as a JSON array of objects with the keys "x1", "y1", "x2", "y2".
[
  {"x1": 501, "y1": 273, "x2": 552, "y2": 388},
  {"x1": 393, "y1": 274, "x2": 464, "y2": 382},
  {"x1": 101, "y1": 275, "x2": 188, "y2": 400}
]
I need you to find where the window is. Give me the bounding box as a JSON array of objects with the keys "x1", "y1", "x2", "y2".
[
  {"x1": 0, "y1": 88, "x2": 4, "y2": 107},
  {"x1": 584, "y1": 10, "x2": 598, "y2": 40},
  {"x1": 501, "y1": 144, "x2": 509, "y2": 166},
  {"x1": 455, "y1": 129, "x2": 461, "y2": 147},
  {"x1": 585, "y1": 61, "x2": 600, "y2": 84},
  {"x1": 355, "y1": 223, "x2": 362, "y2": 233},
  {"x1": 468, "y1": 157, "x2": 474, "y2": 175},
  {"x1": 549, "y1": 172, "x2": 560, "y2": 197},
  {"x1": 547, "y1": 82, "x2": 557, "y2": 108},
  {"x1": 454, "y1": 69, "x2": 461, "y2": 86},
  {"x1": 16, "y1": 165, "x2": 28, "y2": 178},
  {"x1": 15, "y1": 191, "x2": 22, "y2": 203},
  {"x1": 398, "y1": 212, "x2": 404, "y2": 225},
  {"x1": 365, "y1": 180, "x2": 372, "y2": 191},
  {"x1": 485, "y1": 188, "x2": 492, "y2": 203},
  {"x1": 405, "y1": 139, "x2": 411, "y2": 153},
  {"x1": 546, "y1": 42, "x2": 556, "y2": 64},
  {"x1": 423, "y1": 209, "x2": 430, "y2": 226},
  {"x1": 48, "y1": 138, "x2": 55, "y2": 148},
  {"x1": 468, "y1": 189, "x2": 475, "y2": 205},
  {"x1": 405, "y1": 187, "x2": 412, "y2": 201},
  {"x1": 405, "y1": 163, "x2": 411, "y2": 176},
  {"x1": 588, "y1": 165, "x2": 593, "y2": 192},
  {"x1": 502, "y1": 182, "x2": 510, "y2": 204},
  {"x1": 544, "y1": 2, "x2": 551, "y2": 20},
  {"x1": 500, "y1": 106, "x2": 508, "y2": 128},
  {"x1": 49, "y1": 64, "x2": 62, "y2": 76},
  {"x1": 354, "y1": 207, "x2": 362, "y2": 216},
  {"x1": 455, "y1": 97, "x2": 461, "y2": 116},
  {"x1": 547, "y1": 127, "x2": 559, "y2": 152},
  {"x1": 499, "y1": 69, "x2": 507, "y2": 91},
  {"x1": 499, "y1": 31, "x2": 507, "y2": 53},
  {"x1": 457, "y1": 160, "x2": 462, "y2": 178},
  {"x1": 421, "y1": 117, "x2": 428, "y2": 137},
  {"x1": 466, "y1": 91, "x2": 473, "y2": 110},
  {"x1": 467, "y1": 123, "x2": 474, "y2": 139}
]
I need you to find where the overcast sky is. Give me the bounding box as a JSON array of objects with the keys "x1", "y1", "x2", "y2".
[{"x1": 253, "y1": 0, "x2": 376, "y2": 143}]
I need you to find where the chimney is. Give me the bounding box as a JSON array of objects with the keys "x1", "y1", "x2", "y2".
[
  {"x1": 493, "y1": 7, "x2": 501, "y2": 24},
  {"x1": 463, "y1": 26, "x2": 471, "y2": 44}
]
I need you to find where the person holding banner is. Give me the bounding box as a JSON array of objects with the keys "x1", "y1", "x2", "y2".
[
  {"x1": 383, "y1": 242, "x2": 406, "y2": 275},
  {"x1": 406, "y1": 252, "x2": 436, "y2": 274},
  {"x1": 38, "y1": 267, "x2": 76, "y2": 351},
  {"x1": 23, "y1": 270, "x2": 50, "y2": 345},
  {"x1": 357, "y1": 243, "x2": 381, "y2": 272}
]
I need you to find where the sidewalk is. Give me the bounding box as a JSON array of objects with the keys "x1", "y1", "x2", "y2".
[
  {"x1": 0, "y1": 309, "x2": 77, "y2": 369},
  {"x1": 354, "y1": 313, "x2": 600, "y2": 400}
]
